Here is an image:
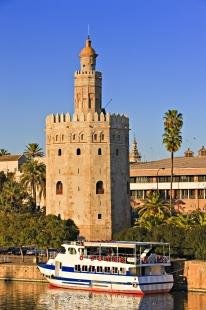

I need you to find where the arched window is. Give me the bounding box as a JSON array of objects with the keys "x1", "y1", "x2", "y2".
[
  {"x1": 62, "y1": 135, "x2": 64, "y2": 141},
  {"x1": 73, "y1": 134, "x2": 76, "y2": 141},
  {"x1": 98, "y1": 148, "x2": 102, "y2": 155},
  {"x1": 56, "y1": 181, "x2": 63, "y2": 195},
  {"x1": 58, "y1": 149, "x2": 62, "y2": 156},
  {"x1": 96, "y1": 181, "x2": 104, "y2": 194},
  {"x1": 94, "y1": 134, "x2": 97, "y2": 141},
  {"x1": 101, "y1": 134, "x2": 104, "y2": 141},
  {"x1": 76, "y1": 148, "x2": 81, "y2": 155},
  {"x1": 81, "y1": 134, "x2": 84, "y2": 141},
  {"x1": 55, "y1": 135, "x2": 58, "y2": 142}
]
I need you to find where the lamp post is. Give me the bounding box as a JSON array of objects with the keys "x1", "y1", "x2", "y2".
[{"x1": 156, "y1": 168, "x2": 165, "y2": 193}]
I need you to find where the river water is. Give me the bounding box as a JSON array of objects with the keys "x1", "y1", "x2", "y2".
[{"x1": 0, "y1": 281, "x2": 205, "y2": 309}]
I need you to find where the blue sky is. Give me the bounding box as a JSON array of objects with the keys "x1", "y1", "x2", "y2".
[{"x1": 0, "y1": 0, "x2": 206, "y2": 161}]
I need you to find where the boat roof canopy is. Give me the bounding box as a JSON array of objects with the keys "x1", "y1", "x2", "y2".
[{"x1": 62, "y1": 241, "x2": 170, "y2": 249}]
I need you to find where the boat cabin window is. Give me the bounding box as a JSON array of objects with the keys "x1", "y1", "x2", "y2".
[
  {"x1": 68, "y1": 247, "x2": 77, "y2": 255},
  {"x1": 119, "y1": 267, "x2": 126, "y2": 275},
  {"x1": 89, "y1": 266, "x2": 95, "y2": 272},
  {"x1": 104, "y1": 267, "x2": 110, "y2": 273},
  {"x1": 74, "y1": 265, "x2": 81, "y2": 272},
  {"x1": 112, "y1": 267, "x2": 118, "y2": 274},
  {"x1": 82, "y1": 265, "x2": 88, "y2": 272},
  {"x1": 97, "y1": 266, "x2": 103, "y2": 273}
]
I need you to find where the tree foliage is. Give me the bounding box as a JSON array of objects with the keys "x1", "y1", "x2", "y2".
[{"x1": 0, "y1": 212, "x2": 79, "y2": 248}]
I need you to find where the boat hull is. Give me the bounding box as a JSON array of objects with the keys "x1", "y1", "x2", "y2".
[{"x1": 38, "y1": 265, "x2": 173, "y2": 295}]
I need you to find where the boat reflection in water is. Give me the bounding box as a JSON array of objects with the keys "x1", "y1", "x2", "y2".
[{"x1": 38, "y1": 287, "x2": 174, "y2": 310}]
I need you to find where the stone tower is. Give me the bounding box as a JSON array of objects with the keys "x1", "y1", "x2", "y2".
[
  {"x1": 129, "y1": 137, "x2": 141, "y2": 163},
  {"x1": 45, "y1": 37, "x2": 131, "y2": 241}
]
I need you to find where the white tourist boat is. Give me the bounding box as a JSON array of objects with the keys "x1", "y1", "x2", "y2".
[{"x1": 37, "y1": 241, "x2": 174, "y2": 295}]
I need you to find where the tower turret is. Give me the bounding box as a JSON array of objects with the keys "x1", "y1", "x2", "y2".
[
  {"x1": 74, "y1": 37, "x2": 102, "y2": 115},
  {"x1": 79, "y1": 36, "x2": 97, "y2": 71},
  {"x1": 130, "y1": 137, "x2": 141, "y2": 163}
]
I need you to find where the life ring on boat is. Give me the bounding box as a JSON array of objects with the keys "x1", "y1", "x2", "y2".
[
  {"x1": 120, "y1": 257, "x2": 125, "y2": 263},
  {"x1": 132, "y1": 283, "x2": 137, "y2": 288},
  {"x1": 80, "y1": 255, "x2": 83, "y2": 260}
]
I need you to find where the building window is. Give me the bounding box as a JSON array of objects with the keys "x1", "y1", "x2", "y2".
[
  {"x1": 98, "y1": 148, "x2": 102, "y2": 155},
  {"x1": 81, "y1": 134, "x2": 84, "y2": 141},
  {"x1": 181, "y1": 189, "x2": 188, "y2": 199},
  {"x1": 98, "y1": 214, "x2": 102, "y2": 219},
  {"x1": 94, "y1": 134, "x2": 97, "y2": 141},
  {"x1": 198, "y1": 189, "x2": 204, "y2": 199},
  {"x1": 58, "y1": 149, "x2": 62, "y2": 156},
  {"x1": 96, "y1": 181, "x2": 104, "y2": 194},
  {"x1": 56, "y1": 181, "x2": 63, "y2": 195},
  {"x1": 130, "y1": 177, "x2": 137, "y2": 183},
  {"x1": 189, "y1": 189, "x2": 195, "y2": 199},
  {"x1": 62, "y1": 135, "x2": 64, "y2": 141},
  {"x1": 73, "y1": 134, "x2": 76, "y2": 141},
  {"x1": 101, "y1": 134, "x2": 104, "y2": 141},
  {"x1": 198, "y1": 175, "x2": 206, "y2": 182},
  {"x1": 55, "y1": 135, "x2": 58, "y2": 142},
  {"x1": 76, "y1": 148, "x2": 81, "y2": 155},
  {"x1": 116, "y1": 149, "x2": 119, "y2": 156}
]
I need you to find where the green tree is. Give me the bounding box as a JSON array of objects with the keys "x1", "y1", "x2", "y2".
[
  {"x1": 24, "y1": 143, "x2": 44, "y2": 159},
  {"x1": 136, "y1": 191, "x2": 171, "y2": 222},
  {"x1": 162, "y1": 109, "x2": 183, "y2": 210},
  {"x1": 21, "y1": 160, "x2": 46, "y2": 209},
  {"x1": 0, "y1": 171, "x2": 7, "y2": 191},
  {"x1": 167, "y1": 213, "x2": 193, "y2": 230},
  {"x1": 0, "y1": 173, "x2": 31, "y2": 212},
  {"x1": 0, "y1": 149, "x2": 10, "y2": 156}
]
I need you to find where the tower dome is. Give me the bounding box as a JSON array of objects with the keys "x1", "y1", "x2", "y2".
[
  {"x1": 79, "y1": 37, "x2": 97, "y2": 57},
  {"x1": 79, "y1": 36, "x2": 98, "y2": 71}
]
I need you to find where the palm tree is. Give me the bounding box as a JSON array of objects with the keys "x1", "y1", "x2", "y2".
[
  {"x1": 136, "y1": 191, "x2": 171, "y2": 222},
  {"x1": 24, "y1": 143, "x2": 44, "y2": 159},
  {"x1": 163, "y1": 109, "x2": 183, "y2": 210},
  {"x1": 20, "y1": 160, "x2": 46, "y2": 210},
  {"x1": 167, "y1": 213, "x2": 193, "y2": 230},
  {"x1": 0, "y1": 149, "x2": 10, "y2": 156}
]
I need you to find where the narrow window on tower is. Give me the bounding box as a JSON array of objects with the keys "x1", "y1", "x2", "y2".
[
  {"x1": 76, "y1": 148, "x2": 81, "y2": 155},
  {"x1": 101, "y1": 134, "x2": 104, "y2": 141},
  {"x1": 56, "y1": 181, "x2": 63, "y2": 195},
  {"x1": 58, "y1": 149, "x2": 62, "y2": 156},
  {"x1": 98, "y1": 148, "x2": 102, "y2": 155},
  {"x1": 81, "y1": 134, "x2": 84, "y2": 141},
  {"x1": 94, "y1": 134, "x2": 97, "y2": 141},
  {"x1": 98, "y1": 214, "x2": 102, "y2": 219},
  {"x1": 116, "y1": 149, "x2": 119, "y2": 156},
  {"x1": 96, "y1": 181, "x2": 104, "y2": 194}
]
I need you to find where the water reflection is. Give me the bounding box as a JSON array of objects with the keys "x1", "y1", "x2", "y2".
[
  {"x1": 39, "y1": 287, "x2": 174, "y2": 309},
  {"x1": 0, "y1": 281, "x2": 205, "y2": 309}
]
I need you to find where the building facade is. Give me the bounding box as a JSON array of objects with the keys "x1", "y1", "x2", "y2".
[
  {"x1": 130, "y1": 147, "x2": 206, "y2": 212},
  {"x1": 0, "y1": 155, "x2": 26, "y2": 180},
  {"x1": 45, "y1": 37, "x2": 131, "y2": 241}
]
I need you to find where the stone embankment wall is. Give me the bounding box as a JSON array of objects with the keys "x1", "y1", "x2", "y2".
[
  {"x1": 0, "y1": 263, "x2": 46, "y2": 282},
  {"x1": 171, "y1": 260, "x2": 206, "y2": 292}
]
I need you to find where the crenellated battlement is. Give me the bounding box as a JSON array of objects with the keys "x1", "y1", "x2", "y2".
[{"x1": 46, "y1": 112, "x2": 129, "y2": 127}]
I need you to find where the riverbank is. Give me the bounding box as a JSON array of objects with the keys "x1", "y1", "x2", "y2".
[{"x1": 0, "y1": 258, "x2": 206, "y2": 292}]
